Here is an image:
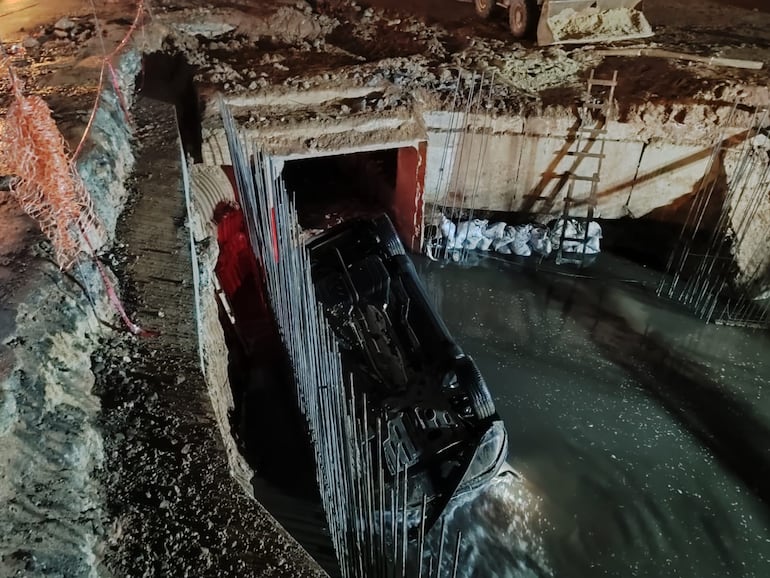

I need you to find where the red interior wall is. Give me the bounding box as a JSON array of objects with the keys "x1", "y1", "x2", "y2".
[{"x1": 391, "y1": 142, "x2": 426, "y2": 252}]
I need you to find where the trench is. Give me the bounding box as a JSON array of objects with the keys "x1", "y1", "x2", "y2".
[
  {"x1": 4, "y1": 0, "x2": 770, "y2": 575},
  {"x1": 138, "y1": 41, "x2": 770, "y2": 578},
  {"x1": 139, "y1": 52, "x2": 203, "y2": 162},
  {"x1": 85, "y1": 50, "x2": 330, "y2": 577}
]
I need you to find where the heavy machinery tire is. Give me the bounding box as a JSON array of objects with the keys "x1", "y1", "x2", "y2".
[
  {"x1": 474, "y1": 0, "x2": 495, "y2": 19},
  {"x1": 508, "y1": 0, "x2": 538, "y2": 39},
  {"x1": 457, "y1": 357, "x2": 496, "y2": 419}
]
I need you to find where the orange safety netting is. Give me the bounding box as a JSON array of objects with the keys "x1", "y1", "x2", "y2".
[
  {"x1": 0, "y1": 0, "x2": 153, "y2": 336},
  {"x1": 1, "y1": 70, "x2": 103, "y2": 269},
  {"x1": 0, "y1": 1, "x2": 145, "y2": 270}
]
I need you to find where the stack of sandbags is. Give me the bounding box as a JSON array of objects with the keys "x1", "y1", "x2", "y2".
[
  {"x1": 550, "y1": 219, "x2": 602, "y2": 254},
  {"x1": 426, "y1": 214, "x2": 602, "y2": 260}
]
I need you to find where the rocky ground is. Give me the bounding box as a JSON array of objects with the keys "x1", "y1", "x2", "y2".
[
  {"x1": 92, "y1": 95, "x2": 326, "y2": 578},
  {"x1": 1, "y1": 0, "x2": 769, "y2": 576},
  {"x1": 151, "y1": 0, "x2": 770, "y2": 118}
]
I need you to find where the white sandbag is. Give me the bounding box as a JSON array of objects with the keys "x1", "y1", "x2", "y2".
[
  {"x1": 462, "y1": 236, "x2": 482, "y2": 250},
  {"x1": 492, "y1": 238, "x2": 513, "y2": 252},
  {"x1": 550, "y1": 218, "x2": 585, "y2": 250},
  {"x1": 564, "y1": 219, "x2": 582, "y2": 239},
  {"x1": 512, "y1": 224, "x2": 532, "y2": 256},
  {"x1": 512, "y1": 241, "x2": 531, "y2": 256},
  {"x1": 585, "y1": 235, "x2": 601, "y2": 254},
  {"x1": 483, "y1": 221, "x2": 507, "y2": 239},
  {"x1": 514, "y1": 224, "x2": 532, "y2": 243},
  {"x1": 561, "y1": 240, "x2": 583, "y2": 253},
  {"x1": 493, "y1": 226, "x2": 516, "y2": 253},
  {"x1": 478, "y1": 236, "x2": 494, "y2": 251},
  {"x1": 529, "y1": 226, "x2": 552, "y2": 256},
  {"x1": 455, "y1": 219, "x2": 488, "y2": 244},
  {"x1": 439, "y1": 215, "x2": 456, "y2": 249}
]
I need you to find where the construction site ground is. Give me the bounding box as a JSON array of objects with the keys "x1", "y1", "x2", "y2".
[{"x1": 1, "y1": 0, "x2": 769, "y2": 576}]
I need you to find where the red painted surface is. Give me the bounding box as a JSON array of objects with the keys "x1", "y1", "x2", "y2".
[
  {"x1": 214, "y1": 204, "x2": 255, "y2": 298},
  {"x1": 214, "y1": 203, "x2": 278, "y2": 355},
  {"x1": 393, "y1": 142, "x2": 427, "y2": 252}
]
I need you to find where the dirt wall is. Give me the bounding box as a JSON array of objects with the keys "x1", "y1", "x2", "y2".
[{"x1": 0, "y1": 43, "x2": 141, "y2": 578}]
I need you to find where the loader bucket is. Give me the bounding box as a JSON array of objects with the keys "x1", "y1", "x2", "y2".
[{"x1": 537, "y1": 0, "x2": 653, "y2": 46}]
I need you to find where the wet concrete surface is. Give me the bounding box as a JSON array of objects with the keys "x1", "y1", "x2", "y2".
[{"x1": 415, "y1": 253, "x2": 770, "y2": 577}]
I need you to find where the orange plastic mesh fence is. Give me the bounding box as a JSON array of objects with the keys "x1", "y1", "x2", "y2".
[{"x1": 0, "y1": 76, "x2": 104, "y2": 269}]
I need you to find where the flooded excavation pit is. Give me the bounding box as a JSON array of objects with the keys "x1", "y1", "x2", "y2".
[
  {"x1": 7, "y1": 0, "x2": 770, "y2": 577},
  {"x1": 185, "y1": 42, "x2": 770, "y2": 572}
]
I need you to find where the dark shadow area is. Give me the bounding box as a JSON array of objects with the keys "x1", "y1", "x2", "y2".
[
  {"x1": 599, "y1": 216, "x2": 700, "y2": 271},
  {"x1": 221, "y1": 306, "x2": 341, "y2": 576},
  {"x1": 136, "y1": 51, "x2": 202, "y2": 162},
  {"x1": 600, "y1": 155, "x2": 729, "y2": 277},
  {"x1": 213, "y1": 205, "x2": 340, "y2": 575},
  {"x1": 222, "y1": 304, "x2": 317, "y2": 494},
  {"x1": 541, "y1": 275, "x2": 770, "y2": 525},
  {"x1": 282, "y1": 149, "x2": 397, "y2": 229}
]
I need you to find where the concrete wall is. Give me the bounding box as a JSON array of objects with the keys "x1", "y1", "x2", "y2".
[
  {"x1": 724, "y1": 145, "x2": 770, "y2": 291},
  {"x1": 202, "y1": 97, "x2": 768, "y2": 285},
  {"x1": 423, "y1": 112, "x2": 724, "y2": 220}
]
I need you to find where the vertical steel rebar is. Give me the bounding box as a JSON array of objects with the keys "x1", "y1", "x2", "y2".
[{"x1": 450, "y1": 531, "x2": 463, "y2": 578}]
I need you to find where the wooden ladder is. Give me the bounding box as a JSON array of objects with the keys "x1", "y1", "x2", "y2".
[{"x1": 555, "y1": 69, "x2": 618, "y2": 266}]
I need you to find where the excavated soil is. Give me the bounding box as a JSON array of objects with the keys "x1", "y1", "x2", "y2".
[
  {"x1": 92, "y1": 96, "x2": 325, "y2": 578},
  {"x1": 1, "y1": 0, "x2": 770, "y2": 576}
]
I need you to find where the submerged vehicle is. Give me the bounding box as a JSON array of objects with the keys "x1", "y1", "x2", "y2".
[
  {"x1": 470, "y1": 0, "x2": 653, "y2": 45},
  {"x1": 307, "y1": 214, "x2": 509, "y2": 531}
]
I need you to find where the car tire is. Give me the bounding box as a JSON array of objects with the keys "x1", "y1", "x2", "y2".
[
  {"x1": 474, "y1": 0, "x2": 495, "y2": 19},
  {"x1": 457, "y1": 357, "x2": 496, "y2": 419},
  {"x1": 374, "y1": 215, "x2": 406, "y2": 257},
  {"x1": 508, "y1": 0, "x2": 538, "y2": 39}
]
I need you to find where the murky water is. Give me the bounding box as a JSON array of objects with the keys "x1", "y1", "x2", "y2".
[{"x1": 416, "y1": 254, "x2": 770, "y2": 578}]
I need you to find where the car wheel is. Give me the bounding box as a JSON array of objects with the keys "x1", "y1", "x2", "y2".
[
  {"x1": 457, "y1": 357, "x2": 496, "y2": 419},
  {"x1": 373, "y1": 215, "x2": 406, "y2": 257},
  {"x1": 474, "y1": 0, "x2": 495, "y2": 19},
  {"x1": 508, "y1": 0, "x2": 538, "y2": 39}
]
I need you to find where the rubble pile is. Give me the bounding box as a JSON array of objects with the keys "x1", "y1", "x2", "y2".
[
  {"x1": 154, "y1": 0, "x2": 594, "y2": 111},
  {"x1": 547, "y1": 7, "x2": 652, "y2": 42},
  {"x1": 452, "y1": 41, "x2": 593, "y2": 96}
]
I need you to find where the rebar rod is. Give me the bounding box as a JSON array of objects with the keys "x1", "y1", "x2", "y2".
[
  {"x1": 417, "y1": 494, "x2": 428, "y2": 578},
  {"x1": 450, "y1": 531, "x2": 463, "y2": 578},
  {"x1": 400, "y1": 464, "x2": 409, "y2": 578},
  {"x1": 435, "y1": 514, "x2": 447, "y2": 578},
  {"x1": 430, "y1": 71, "x2": 463, "y2": 245}
]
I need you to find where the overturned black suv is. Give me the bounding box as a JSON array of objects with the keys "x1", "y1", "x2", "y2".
[{"x1": 307, "y1": 214, "x2": 509, "y2": 531}]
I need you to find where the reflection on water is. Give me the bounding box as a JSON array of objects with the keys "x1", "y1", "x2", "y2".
[
  {"x1": 424, "y1": 469, "x2": 551, "y2": 578},
  {"x1": 416, "y1": 254, "x2": 770, "y2": 578}
]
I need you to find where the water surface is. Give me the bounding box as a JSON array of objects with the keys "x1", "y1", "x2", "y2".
[{"x1": 416, "y1": 254, "x2": 770, "y2": 578}]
